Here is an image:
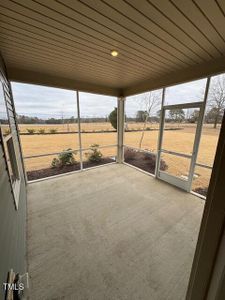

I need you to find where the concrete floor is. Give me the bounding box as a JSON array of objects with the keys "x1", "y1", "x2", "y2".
[{"x1": 27, "y1": 164, "x2": 204, "y2": 300}]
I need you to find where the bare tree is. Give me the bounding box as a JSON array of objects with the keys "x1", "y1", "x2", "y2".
[
  {"x1": 138, "y1": 91, "x2": 161, "y2": 149},
  {"x1": 169, "y1": 108, "x2": 185, "y2": 127},
  {"x1": 207, "y1": 75, "x2": 225, "y2": 128}
]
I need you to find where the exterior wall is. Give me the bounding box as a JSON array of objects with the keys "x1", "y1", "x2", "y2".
[
  {"x1": 186, "y1": 112, "x2": 225, "y2": 299},
  {"x1": 207, "y1": 227, "x2": 225, "y2": 299},
  {"x1": 0, "y1": 55, "x2": 27, "y2": 298}
]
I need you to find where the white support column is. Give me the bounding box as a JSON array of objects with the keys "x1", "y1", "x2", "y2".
[
  {"x1": 76, "y1": 91, "x2": 83, "y2": 170},
  {"x1": 117, "y1": 97, "x2": 125, "y2": 163},
  {"x1": 155, "y1": 88, "x2": 166, "y2": 177}
]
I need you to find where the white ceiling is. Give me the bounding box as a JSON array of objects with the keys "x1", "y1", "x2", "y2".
[{"x1": 0, "y1": 0, "x2": 225, "y2": 96}]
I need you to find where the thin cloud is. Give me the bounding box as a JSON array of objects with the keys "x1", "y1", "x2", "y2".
[{"x1": 11, "y1": 79, "x2": 207, "y2": 119}]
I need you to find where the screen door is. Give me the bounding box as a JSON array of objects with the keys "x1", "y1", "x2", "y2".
[{"x1": 156, "y1": 102, "x2": 204, "y2": 191}]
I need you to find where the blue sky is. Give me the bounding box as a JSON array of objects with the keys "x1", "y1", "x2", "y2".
[{"x1": 11, "y1": 78, "x2": 207, "y2": 119}]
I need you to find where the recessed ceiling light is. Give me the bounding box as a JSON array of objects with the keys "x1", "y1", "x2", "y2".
[{"x1": 111, "y1": 50, "x2": 119, "y2": 57}]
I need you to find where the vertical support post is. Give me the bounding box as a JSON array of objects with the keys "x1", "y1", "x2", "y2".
[
  {"x1": 117, "y1": 97, "x2": 125, "y2": 163},
  {"x1": 76, "y1": 91, "x2": 83, "y2": 170},
  {"x1": 155, "y1": 88, "x2": 166, "y2": 177},
  {"x1": 187, "y1": 77, "x2": 211, "y2": 192},
  {"x1": 186, "y1": 110, "x2": 225, "y2": 300}
]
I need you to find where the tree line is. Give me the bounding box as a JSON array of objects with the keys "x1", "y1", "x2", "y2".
[
  {"x1": 12, "y1": 75, "x2": 225, "y2": 129},
  {"x1": 16, "y1": 115, "x2": 109, "y2": 124},
  {"x1": 13, "y1": 106, "x2": 223, "y2": 129}
]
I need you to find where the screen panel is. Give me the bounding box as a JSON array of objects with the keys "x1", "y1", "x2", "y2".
[
  {"x1": 160, "y1": 152, "x2": 190, "y2": 180},
  {"x1": 164, "y1": 78, "x2": 207, "y2": 106},
  {"x1": 79, "y1": 92, "x2": 117, "y2": 150},
  {"x1": 12, "y1": 82, "x2": 79, "y2": 180},
  {"x1": 124, "y1": 89, "x2": 162, "y2": 152},
  {"x1": 82, "y1": 146, "x2": 116, "y2": 169}
]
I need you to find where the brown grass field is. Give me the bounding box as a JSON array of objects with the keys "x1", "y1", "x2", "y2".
[{"x1": 18, "y1": 122, "x2": 220, "y2": 191}]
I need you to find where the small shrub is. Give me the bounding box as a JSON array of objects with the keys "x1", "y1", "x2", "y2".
[
  {"x1": 49, "y1": 128, "x2": 58, "y2": 134},
  {"x1": 124, "y1": 147, "x2": 136, "y2": 161},
  {"x1": 51, "y1": 148, "x2": 76, "y2": 167},
  {"x1": 27, "y1": 128, "x2": 35, "y2": 134},
  {"x1": 38, "y1": 128, "x2": 45, "y2": 134},
  {"x1": 85, "y1": 144, "x2": 103, "y2": 162},
  {"x1": 51, "y1": 158, "x2": 59, "y2": 168},
  {"x1": 143, "y1": 152, "x2": 168, "y2": 171},
  {"x1": 159, "y1": 158, "x2": 168, "y2": 171},
  {"x1": 59, "y1": 149, "x2": 76, "y2": 166}
]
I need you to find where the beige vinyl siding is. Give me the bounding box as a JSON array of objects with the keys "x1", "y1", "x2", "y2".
[{"x1": 0, "y1": 55, "x2": 26, "y2": 300}]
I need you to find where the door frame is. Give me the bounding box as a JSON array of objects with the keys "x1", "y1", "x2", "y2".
[{"x1": 156, "y1": 78, "x2": 210, "y2": 192}]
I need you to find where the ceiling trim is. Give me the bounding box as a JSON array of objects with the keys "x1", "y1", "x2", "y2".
[
  {"x1": 123, "y1": 57, "x2": 225, "y2": 97},
  {"x1": 7, "y1": 67, "x2": 121, "y2": 97},
  {"x1": 7, "y1": 56, "x2": 225, "y2": 98}
]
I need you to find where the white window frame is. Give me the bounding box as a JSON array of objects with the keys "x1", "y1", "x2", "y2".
[{"x1": 0, "y1": 81, "x2": 21, "y2": 209}]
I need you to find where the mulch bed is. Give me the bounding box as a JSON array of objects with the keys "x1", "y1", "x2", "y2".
[
  {"x1": 21, "y1": 127, "x2": 183, "y2": 135},
  {"x1": 124, "y1": 148, "x2": 156, "y2": 174},
  {"x1": 124, "y1": 147, "x2": 208, "y2": 198},
  {"x1": 124, "y1": 147, "x2": 167, "y2": 175},
  {"x1": 193, "y1": 187, "x2": 208, "y2": 197},
  {"x1": 27, "y1": 158, "x2": 114, "y2": 181}
]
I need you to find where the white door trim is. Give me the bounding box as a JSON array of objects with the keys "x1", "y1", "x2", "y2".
[{"x1": 156, "y1": 78, "x2": 210, "y2": 191}]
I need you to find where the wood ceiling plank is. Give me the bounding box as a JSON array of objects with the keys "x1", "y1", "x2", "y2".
[
  {"x1": 6, "y1": 54, "x2": 152, "y2": 90},
  {"x1": 0, "y1": 0, "x2": 224, "y2": 95},
  {"x1": 149, "y1": 0, "x2": 225, "y2": 56},
  {"x1": 3, "y1": 51, "x2": 131, "y2": 87},
  {"x1": 5, "y1": 0, "x2": 188, "y2": 67},
  {"x1": 170, "y1": 0, "x2": 225, "y2": 54},
  {"x1": 0, "y1": 23, "x2": 164, "y2": 76},
  {"x1": 1, "y1": 41, "x2": 148, "y2": 86},
  {"x1": 2, "y1": 49, "x2": 121, "y2": 80},
  {"x1": 0, "y1": 5, "x2": 180, "y2": 72},
  {"x1": 127, "y1": 0, "x2": 220, "y2": 60},
  {"x1": 0, "y1": 17, "x2": 172, "y2": 76},
  {"x1": 4, "y1": 57, "x2": 128, "y2": 87},
  {"x1": 3, "y1": 51, "x2": 129, "y2": 85},
  {"x1": 124, "y1": 56, "x2": 225, "y2": 97},
  {"x1": 57, "y1": 0, "x2": 199, "y2": 65},
  {"x1": 217, "y1": 0, "x2": 225, "y2": 15},
  {"x1": 0, "y1": 38, "x2": 120, "y2": 77},
  {"x1": 0, "y1": 5, "x2": 147, "y2": 76},
  {"x1": 100, "y1": 0, "x2": 205, "y2": 63},
  {"x1": 0, "y1": 17, "x2": 173, "y2": 76},
  {"x1": 1, "y1": 42, "x2": 155, "y2": 87},
  {"x1": 193, "y1": 0, "x2": 225, "y2": 42},
  {"x1": 0, "y1": 31, "x2": 156, "y2": 79},
  {"x1": 7, "y1": 66, "x2": 121, "y2": 96}
]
